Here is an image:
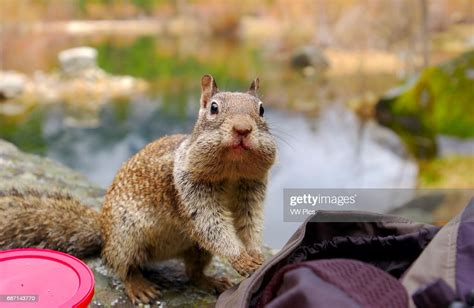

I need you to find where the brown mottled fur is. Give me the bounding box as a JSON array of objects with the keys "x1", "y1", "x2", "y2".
[
  {"x1": 0, "y1": 189, "x2": 102, "y2": 258},
  {"x1": 0, "y1": 75, "x2": 277, "y2": 305}
]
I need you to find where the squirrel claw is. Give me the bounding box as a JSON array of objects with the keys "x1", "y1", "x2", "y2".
[
  {"x1": 230, "y1": 252, "x2": 262, "y2": 277},
  {"x1": 124, "y1": 272, "x2": 161, "y2": 305},
  {"x1": 248, "y1": 251, "x2": 265, "y2": 265},
  {"x1": 128, "y1": 285, "x2": 161, "y2": 305},
  {"x1": 193, "y1": 275, "x2": 234, "y2": 294}
]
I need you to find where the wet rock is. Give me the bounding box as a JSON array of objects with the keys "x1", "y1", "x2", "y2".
[
  {"x1": 389, "y1": 189, "x2": 473, "y2": 226},
  {"x1": 0, "y1": 71, "x2": 27, "y2": 100},
  {"x1": 291, "y1": 46, "x2": 330, "y2": 73},
  {"x1": 59, "y1": 47, "x2": 99, "y2": 77},
  {"x1": 375, "y1": 50, "x2": 474, "y2": 159},
  {"x1": 87, "y1": 257, "x2": 244, "y2": 308},
  {"x1": 0, "y1": 139, "x2": 268, "y2": 307},
  {"x1": 437, "y1": 136, "x2": 474, "y2": 157}
]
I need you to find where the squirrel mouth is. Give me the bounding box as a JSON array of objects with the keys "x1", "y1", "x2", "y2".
[{"x1": 230, "y1": 139, "x2": 251, "y2": 152}]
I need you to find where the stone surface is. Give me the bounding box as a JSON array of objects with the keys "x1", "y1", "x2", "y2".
[
  {"x1": 0, "y1": 71, "x2": 27, "y2": 99},
  {"x1": 0, "y1": 139, "x2": 267, "y2": 307},
  {"x1": 0, "y1": 139, "x2": 103, "y2": 208},
  {"x1": 291, "y1": 46, "x2": 330, "y2": 72},
  {"x1": 389, "y1": 190, "x2": 473, "y2": 226},
  {"x1": 59, "y1": 47, "x2": 99, "y2": 76}
]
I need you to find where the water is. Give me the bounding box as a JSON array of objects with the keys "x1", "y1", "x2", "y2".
[
  {"x1": 0, "y1": 35, "x2": 419, "y2": 248},
  {"x1": 264, "y1": 105, "x2": 417, "y2": 247}
]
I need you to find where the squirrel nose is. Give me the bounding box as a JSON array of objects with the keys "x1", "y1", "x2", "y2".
[{"x1": 233, "y1": 123, "x2": 252, "y2": 137}]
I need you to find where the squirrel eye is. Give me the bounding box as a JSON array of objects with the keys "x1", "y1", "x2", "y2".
[
  {"x1": 259, "y1": 104, "x2": 264, "y2": 117},
  {"x1": 210, "y1": 102, "x2": 219, "y2": 115}
]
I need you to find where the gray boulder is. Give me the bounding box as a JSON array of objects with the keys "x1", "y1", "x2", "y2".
[
  {"x1": 0, "y1": 71, "x2": 27, "y2": 99},
  {"x1": 58, "y1": 47, "x2": 99, "y2": 76},
  {"x1": 291, "y1": 46, "x2": 330, "y2": 71}
]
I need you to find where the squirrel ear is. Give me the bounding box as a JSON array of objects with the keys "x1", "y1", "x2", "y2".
[
  {"x1": 248, "y1": 77, "x2": 259, "y2": 96},
  {"x1": 200, "y1": 74, "x2": 218, "y2": 108}
]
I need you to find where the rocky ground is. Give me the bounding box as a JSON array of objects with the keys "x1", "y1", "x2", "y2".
[{"x1": 0, "y1": 139, "x2": 260, "y2": 307}]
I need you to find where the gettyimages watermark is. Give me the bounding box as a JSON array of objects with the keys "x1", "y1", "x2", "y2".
[
  {"x1": 283, "y1": 188, "x2": 474, "y2": 222},
  {"x1": 289, "y1": 193, "x2": 357, "y2": 207}
]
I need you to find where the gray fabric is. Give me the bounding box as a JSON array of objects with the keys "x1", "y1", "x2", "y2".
[
  {"x1": 402, "y1": 198, "x2": 474, "y2": 307},
  {"x1": 401, "y1": 214, "x2": 459, "y2": 307},
  {"x1": 456, "y1": 198, "x2": 474, "y2": 301}
]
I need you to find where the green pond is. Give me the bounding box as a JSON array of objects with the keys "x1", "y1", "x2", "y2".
[{"x1": 0, "y1": 35, "x2": 446, "y2": 248}]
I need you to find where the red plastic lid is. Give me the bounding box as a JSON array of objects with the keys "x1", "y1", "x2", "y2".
[{"x1": 0, "y1": 248, "x2": 95, "y2": 308}]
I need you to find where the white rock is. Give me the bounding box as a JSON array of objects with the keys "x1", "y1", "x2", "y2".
[
  {"x1": 0, "y1": 139, "x2": 19, "y2": 154},
  {"x1": 0, "y1": 71, "x2": 27, "y2": 98},
  {"x1": 58, "y1": 47, "x2": 98, "y2": 76}
]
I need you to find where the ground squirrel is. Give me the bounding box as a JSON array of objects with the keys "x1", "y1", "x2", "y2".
[{"x1": 0, "y1": 74, "x2": 277, "y2": 304}]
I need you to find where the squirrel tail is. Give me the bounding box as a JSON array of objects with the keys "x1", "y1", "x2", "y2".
[{"x1": 0, "y1": 189, "x2": 103, "y2": 258}]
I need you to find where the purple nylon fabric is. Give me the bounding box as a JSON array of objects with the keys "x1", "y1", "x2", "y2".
[
  {"x1": 257, "y1": 259, "x2": 408, "y2": 308},
  {"x1": 456, "y1": 198, "x2": 474, "y2": 301},
  {"x1": 412, "y1": 278, "x2": 456, "y2": 308},
  {"x1": 266, "y1": 267, "x2": 360, "y2": 308}
]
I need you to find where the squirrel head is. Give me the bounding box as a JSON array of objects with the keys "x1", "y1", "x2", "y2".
[{"x1": 186, "y1": 74, "x2": 277, "y2": 181}]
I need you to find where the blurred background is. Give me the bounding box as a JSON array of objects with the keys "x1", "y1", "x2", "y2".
[{"x1": 0, "y1": 0, "x2": 473, "y2": 248}]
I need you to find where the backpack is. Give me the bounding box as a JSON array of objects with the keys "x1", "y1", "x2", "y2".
[{"x1": 217, "y1": 198, "x2": 474, "y2": 307}]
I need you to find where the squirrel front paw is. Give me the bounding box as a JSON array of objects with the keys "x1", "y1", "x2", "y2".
[
  {"x1": 247, "y1": 250, "x2": 265, "y2": 266},
  {"x1": 192, "y1": 275, "x2": 234, "y2": 294},
  {"x1": 229, "y1": 251, "x2": 262, "y2": 277},
  {"x1": 124, "y1": 271, "x2": 161, "y2": 305}
]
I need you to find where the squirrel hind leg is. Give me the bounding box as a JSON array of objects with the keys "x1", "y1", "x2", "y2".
[
  {"x1": 182, "y1": 245, "x2": 234, "y2": 294},
  {"x1": 123, "y1": 269, "x2": 161, "y2": 305}
]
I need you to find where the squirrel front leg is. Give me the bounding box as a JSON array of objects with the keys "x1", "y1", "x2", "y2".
[
  {"x1": 232, "y1": 179, "x2": 266, "y2": 265},
  {"x1": 177, "y1": 178, "x2": 261, "y2": 277}
]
